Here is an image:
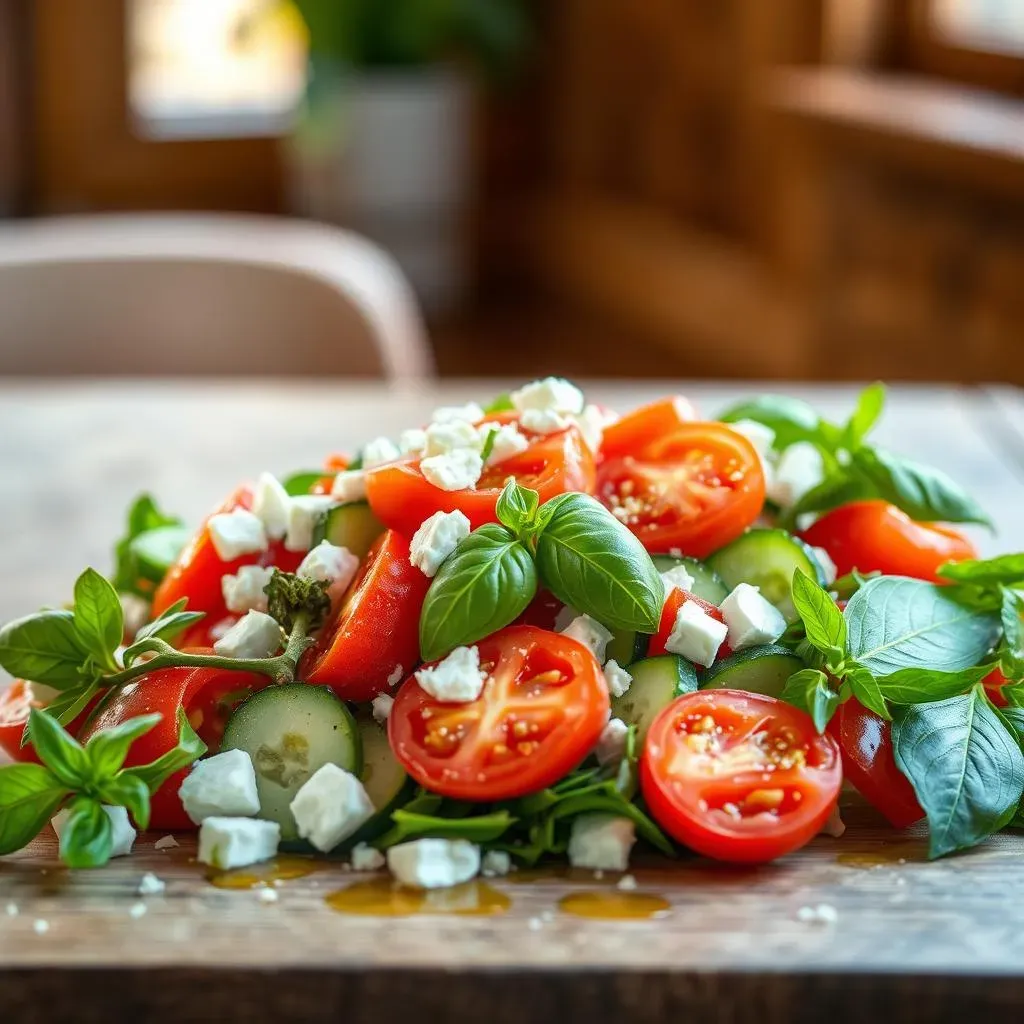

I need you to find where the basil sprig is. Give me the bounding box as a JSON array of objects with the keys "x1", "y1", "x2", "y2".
[{"x1": 112, "y1": 494, "x2": 187, "y2": 598}]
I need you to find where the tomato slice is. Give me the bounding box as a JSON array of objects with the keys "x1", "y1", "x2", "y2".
[
  {"x1": 828, "y1": 700, "x2": 924, "y2": 829},
  {"x1": 800, "y1": 500, "x2": 976, "y2": 584},
  {"x1": 302, "y1": 530, "x2": 430, "y2": 700},
  {"x1": 648, "y1": 588, "x2": 729, "y2": 660},
  {"x1": 641, "y1": 689, "x2": 841, "y2": 862},
  {"x1": 0, "y1": 680, "x2": 100, "y2": 764},
  {"x1": 389, "y1": 625, "x2": 610, "y2": 801},
  {"x1": 599, "y1": 396, "x2": 699, "y2": 461},
  {"x1": 597, "y1": 423, "x2": 764, "y2": 557},
  {"x1": 365, "y1": 420, "x2": 596, "y2": 535}
]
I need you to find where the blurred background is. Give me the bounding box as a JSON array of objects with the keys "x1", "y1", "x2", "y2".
[{"x1": 1, "y1": 0, "x2": 1023, "y2": 381}]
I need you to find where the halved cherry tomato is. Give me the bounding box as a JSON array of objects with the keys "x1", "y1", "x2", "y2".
[
  {"x1": 599, "y1": 396, "x2": 699, "y2": 461},
  {"x1": 984, "y1": 666, "x2": 1011, "y2": 708},
  {"x1": 827, "y1": 700, "x2": 923, "y2": 829},
  {"x1": 597, "y1": 423, "x2": 764, "y2": 557},
  {"x1": 0, "y1": 681, "x2": 99, "y2": 764},
  {"x1": 365, "y1": 420, "x2": 595, "y2": 534},
  {"x1": 800, "y1": 500, "x2": 976, "y2": 584},
  {"x1": 80, "y1": 655, "x2": 269, "y2": 830},
  {"x1": 302, "y1": 530, "x2": 430, "y2": 700},
  {"x1": 389, "y1": 625, "x2": 609, "y2": 801},
  {"x1": 648, "y1": 588, "x2": 730, "y2": 660},
  {"x1": 641, "y1": 690, "x2": 842, "y2": 862},
  {"x1": 152, "y1": 485, "x2": 304, "y2": 618}
]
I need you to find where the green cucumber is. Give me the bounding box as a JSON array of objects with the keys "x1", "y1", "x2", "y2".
[
  {"x1": 651, "y1": 554, "x2": 728, "y2": 604},
  {"x1": 129, "y1": 525, "x2": 191, "y2": 584},
  {"x1": 611, "y1": 655, "x2": 698, "y2": 742},
  {"x1": 701, "y1": 644, "x2": 804, "y2": 698},
  {"x1": 312, "y1": 501, "x2": 384, "y2": 560},
  {"x1": 221, "y1": 683, "x2": 361, "y2": 841},
  {"x1": 605, "y1": 627, "x2": 649, "y2": 667},
  {"x1": 706, "y1": 529, "x2": 826, "y2": 622},
  {"x1": 342, "y1": 715, "x2": 411, "y2": 850}
]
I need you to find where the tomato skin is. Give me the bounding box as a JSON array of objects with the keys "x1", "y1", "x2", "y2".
[
  {"x1": 303, "y1": 530, "x2": 430, "y2": 700},
  {"x1": 600, "y1": 396, "x2": 699, "y2": 461},
  {"x1": 389, "y1": 625, "x2": 610, "y2": 801},
  {"x1": 827, "y1": 700, "x2": 924, "y2": 829},
  {"x1": 0, "y1": 681, "x2": 99, "y2": 764},
  {"x1": 641, "y1": 690, "x2": 842, "y2": 863},
  {"x1": 801, "y1": 501, "x2": 976, "y2": 584},
  {"x1": 365, "y1": 422, "x2": 595, "y2": 535},
  {"x1": 648, "y1": 589, "x2": 729, "y2": 660},
  {"x1": 515, "y1": 589, "x2": 565, "y2": 631},
  {"x1": 984, "y1": 667, "x2": 1010, "y2": 708}
]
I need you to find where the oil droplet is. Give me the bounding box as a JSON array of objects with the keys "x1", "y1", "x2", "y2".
[
  {"x1": 325, "y1": 878, "x2": 511, "y2": 917},
  {"x1": 558, "y1": 890, "x2": 671, "y2": 920},
  {"x1": 837, "y1": 842, "x2": 924, "y2": 869},
  {"x1": 208, "y1": 855, "x2": 319, "y2": 890}
]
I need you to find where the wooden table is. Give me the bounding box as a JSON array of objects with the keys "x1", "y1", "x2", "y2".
[{"x1": 2, "y1": 380, "x2": 1024, "y2": 1023}]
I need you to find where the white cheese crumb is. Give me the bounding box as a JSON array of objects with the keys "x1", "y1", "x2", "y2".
[
  {"x1": 768, "y1": 442, "x2": 824, "y2": 508},
  {"x1": 432, "y1": 402, "x2": 485, "y2": 425},
  {"x1": 665, "y1": 601, "x2": 727, "y2": 668},
  {"x1": 481, "y1": 850, "x2": 512, "y2": 878},
  {"x1": 207, "y1": 509, "x2": 268, "y2": 562},
  {"x1": 820, "y1": 804, "x2": 846, "y2": 838},
  {"x1": 567, "y1": 814, "x2": 636, "y2": 871},
  {"x1": 178, "y1": 748, "x2": 261, "y2": 824},
  {"x1": 398, "y1": 427, "x2": 428, "y2": 455},
  {"x1": 511, "y1": 377, "x2": 585, "y2": 415},
  {"x1": 371, "y1": 693, "x2": 394, "y2": 724},
  {"x1": 387, "y1": 838, "x2": 481, "y2": 890},
  {"x1": 290, "y1": 764, "x2": 376, "y2": 853},
  {"x1": 221, "y1": 564, "x2": 275, "y2": 615},
  {"x1": 617, "y1": 874, "x2": 638, "y2": 891},
  {"x1": 154, "y1": 835, "x2": 179, "y2": 851},
  {"x1": 52, "y1": 805, "x2": 136, "y2": 858},
  {"x1": 560, "y1": 614, "x2": 613, "y2": 663},
  {"x1": 33, "y1": 919, "x2": 49, "y2": 934},
  {"x1": 351, "y1": 843, "x2": 386, "y2": 872},
  {"x1": 331, "y1": 469, "x2": 367, "y2": 503},
  {"x1": 602, "y1": 660, "x2": 633, "y2": 699},
  {"x1": 198, "y1": 817, "x2": 280, "y2": 871},
  {"x1": 424, "y1": 419, "x2": 483, "y2": 457},
  {"x1": 479, "y1": 422, "x2": 530, "y2": 466},
  {"x1": 387, "y1": 664, "x2": 404, "y2": 688},
  {"x1": 660, "y1": 564, "x2": 695, "y2": 597},
  {"x1": 284, "y1": 495, "x2": 337, "y2": 553},
  {"x1": 361, "y1": 436, "x2": 401, "y2": 469},
  {"x1": 212, "y1": 610, "x2": 284, "y2": 660},
  {"x1": 420, "y1": 449, "x2": 483, "y2": 491},
  {"x1": 812, "y1": 545, "x2": 839, "y2": 586},
  {"x1": 129, "y1": 902, "x2": 148, "y2": 919},
  {"x1": 251, "y1": 472, "x2": 291, "y2": 541},
  {"x1": 571, "y1": 404, "x2": 615, "y2": 453},
  {"x1": 595, "y1": 717, "x2": 629, "y2": 766},
  {"x1": 410, "y1": 509, "x2": 471, "y2": 577},
  {"x1": 137, "y1": 872, "x2": 166, "y2": 896},
  {"x1": 297, "y1": 540, "x2": 359, "y2": 591},
  {"x1": 520, "y1": 408, "x2": 570, "y2": 435},
  {"x1": 257, "y1": 887, "x2": 279, "y2": 904},
  {"x1": 796, "y1": 903, "x2": 838, "y2": 925},
  {"x1": 415, "y1": 646, "x2": 487, "y2": 703},
  {"x1": 719, "y1": 583, "x2": 787, "y2": 651}
]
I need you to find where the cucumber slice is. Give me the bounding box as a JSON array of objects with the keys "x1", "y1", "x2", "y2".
[
  {"x1": 129, "y1": 525, "x2": 191, "y2": 584},
  {"x1": 706, "y1": 529, "x2": 826, "y2": 622},
  {"x1": 343, "y1": 715, "x2": 411, "y2": 850},
  {"x1": 312, "y1": 502, "x2": 384, "y2": 560},
  {"x1": 221, "y1": 683, "x2": 361, "y2": 841},
  {"x1": 651, "y1": 554, "x2": 728, "y2": 605},
  {"x1": 611, "y1": 655, "x2": 698, "y2": 742},
  {"x1": 701, "y1": 644, "x2": 804, "y2": 698},
  {"x1": 605, "y1": 627, "x2": 649, "y2": 667}
]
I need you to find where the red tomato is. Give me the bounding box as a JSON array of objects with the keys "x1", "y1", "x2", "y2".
[
  {"x1": 984, "y1": 666, "x2": 1010, "y2": 708},
  {"x1": 597, "y1": 423, "x2": 764, "y2": 557},
  {"x1": 0, "y1": 681, "x2": 99, "y2": 764},
  {"x1": 599, "y1": 396, "x2": 699, "y2": 460},
  {"x1": 641, "y1": 690, "x2": 842, "y2": 863},
  {"x1": 365, "y1": 421, "x2": 596, "y2": 534},
  {"x1": 827, "y1": 700, "x2": 923, "y2": 829},
  {"x1": 180, "y1": 614, "x2": 240, "y2": 649},
  {"x1": 389, "y1": 625, "x2": 609, "y2": 801},
  {"x1": 514, "y1": 589, "x2": 565, "y2": 631},
  {"x1": 81, "y1": 656, "x2": 269, "y2": 830},
  {"x1": 800, "y1": 500, "x2": 976, "y2": 584},
  {"x1": 648, "y1": 588, "x2": 729, "y2": 660},
  {"x1": 302, "y1": 530, "x2": 430, "y2": 700}
]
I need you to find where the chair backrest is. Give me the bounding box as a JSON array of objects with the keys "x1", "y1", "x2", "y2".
[{"x1": 0, "y1": 215, "x2": 433, "y2": 378}]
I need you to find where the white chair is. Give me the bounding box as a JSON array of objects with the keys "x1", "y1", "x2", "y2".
[{"x1": 0, "y1": 214, "x2": 433, "y2": 378}]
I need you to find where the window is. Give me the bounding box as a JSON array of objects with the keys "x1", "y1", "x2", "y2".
[{"x1": 931, "y1": 0, "x2": 1024, "y2": 56}]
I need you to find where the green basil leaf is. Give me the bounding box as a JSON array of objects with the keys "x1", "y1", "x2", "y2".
[
  {"x1": 779, "y1": 668, "x2": 838, "y2": 733},
  {"x1": 939, "y1": 554, "x2": 1024, "y2": 587},
  {"x1": 1005, "y1": 684, "x2": 1024, "y2": 709},
  {"x1": 788, "y1": 471, "x2": 875, "y2": 520},
  {"x1": 128, "y1": 526, "x2": 191, "y2": 585},
  {"x1": 129, "y1": 708, "x2": 208, "y2": 793},
  {"x1": 844, "y1": 381, "x2": 885, "y2": 448},
  {"x1": 1001, "y1": 589, "x2": 1024, "y2": 681},
  {"x1": 792, "y1": 569, "x2": 846, "y2": 655},
  {"x1": 26, "y1": 708, "x2": 92, "y2": 789},
  {"x1": 57, "y1": 796, "x2": 114, "y2": 869},
  {"x1": 282, "y1": 470, "x2": 329, "y2": 496},
  {"x1": 85, "y1": 713, "x2": 162, "y2": 780},
  {"x1": 374, "y1": 809, "x2": 516, "y2": 850},
  {"x1": 133, "y1": 601, "x2": 205, "y2": 646},
  {"x1": 419, "y1": 524, "x2": 537, "y2": 662},
  {"x1": 0, "y1": 609, "x2": 89, "y2": 689},
  {"x1": 484, "y1": 392, "x2": 515, "y2": 414},
  {"x1": 73, "y1": 568, "x2": 124, "y2": 670},
  {"x1": 548, "y1": 792, "x2": 675, "y2": 857},
  {"x1": 534, "y1": 493, "x2": 662, "y2": 632},
  {"x1": 845, "y1": 666, "x2": 890, "y2": 720},
  {"x1": 495, "y1": 479, "x2": 539, "y2": 537},
  {"x1": 893, "y1": 688, "x2": 1024, "y2": 858},
  {"x1": 479, "y1": 427, "x2": 499, "y2": 466},
  {"x1": 38, "y1": 680, "x2": 102, "y2": 731},
  {"x1": 845, "y1": 576, "x2": 1000, "y2": 675},
  {"x1": 875, "y1": 664, "x2": 992, "y2": 704},
  {"x1": 96, "y1": 772, "x2": 151, "y2": 831},
  {"x1": 112, "y1": 493, "x2": 183, "y2": 595},
  {"x1": 718, "y1": 394, "x2": 825, "y2": 450},
  {"x1": 831, "y1": 570, "x2": 880, "y2": 602},
  {"x1": 0, "y1": 763, "x2": 68, "y2": 855}
]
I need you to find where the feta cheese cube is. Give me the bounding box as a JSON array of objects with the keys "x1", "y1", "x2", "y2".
[
  {"x1": 560, "y1": 614, "x2": 613, "y2": 663},
  {"x1": 208, "y1": 509, "x2": 268, "y2": 562},
  {"x1": 665, "y1": 601, "x2": 727, "y2": 667},
  {"x1": 432, "y1": 402, "x2": 485, "y2": 425},
  {"x1": 479, "y1": 422, "x2": 530, "y2": 467},
  {"x1": 361, "y1": 436, "x2": 401, "y2": 469},
  {"x1": 297, "y1": 540, "x2": 359, "y2": 591},
  {"x1": 812, "y1": 545, "x2": 838, "y2": 586},
  {"x1": 285, "y1": 495, "x2": 337, "y2": 552},
  {"x1": 767, "y1": 442, "x2": 824, "y2": 509},
  {"x1": 481, "y1": 850, "x2": 512, "y2": 878},
  {"x1": 251, "y1": 472, "x2": 291, "y2": 541},
  {"x1": 221, "y1": 564, "x2": 275, "y2": 615},
  {"x1": 410, "y1": 509, "x2": 471, "y2": 577},
  {"x1": 511, "y1": 377, "x2": 585, "y2": 416},
  {"x1": 178, "y1": 749, "x2": 261, "y2": 824},
  {"x1": 398, "y1": 428, "x2": 428, "y2": 455},
  {"x1": 137, "y1": 872, "x2": 166, "y2": 896},
  {"x1": 387, "y1": 838, "x2": 481, "y2": 890},
  {"x1": 371, "y1": 693, "x2": 394, "y2": 724},
  {"x1": 52, "y1": 805, "x2": 136, "y2": 858},
  {"x1": 660, "y1": 564, "x2": 695, "y2": 597},
  {"x1": 728, "y1": 419, "x2": 776, "y2": 461},
  {"x1": 594, "y1": 718, "x2": 629, "y2": 766},
  {"x1": 424, "y1": 419, "x2": 483, "y2": 457},
  {"x1": 387, "y1": 664, "x2": 405, "y2": 687},
  {"x1": 198, "y1": 817, "x2": 280, "y2": 871},
  {"x1": 351, "y1": 843, "x2": 386, "y2": 872},
  {"x1": 289, "y1": 763, "x2": 376, "y2": 853},
  {"x1": 719, "y1": 583, "x2": 787, "y2": 651},
  {"x1": 420, "y1": 449, "x2": 483, "y2": 491},
  {"x1": 602, "y1": 659, "x2": 633, "y2": 699},
  {"x1": 213, "y1": 610, "x2": 284, "y2": 659},
  {"x1": 331, "y1": 469, "x2": 367, "y2": 503},
  {"x1": 520, "y1": 408, "x2": 570, "y2": 435},
  {"x1": 572, "y1": 404, "x2": 615, "y2": 453},
  {"x1": 567, "y1": 814, "x2": 635, "y2": 871},
  {"x1": 415, "y1": 646, "x2": 487, "y2": 702}
]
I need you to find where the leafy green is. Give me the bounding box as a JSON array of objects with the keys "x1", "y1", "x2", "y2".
[
  {"x1": 0, "y1": 763, "x2": 68, "y2": 856},
  {"x1": 939, "y1": 555, "x2": 1024, "y2": 587},
  {"x1": 780, "y1": 668, "x2": 838, "y2": 733},
  {"x1": 56, "y1": 797, "x2": 113, "y2": 869},
  {"x1": 374, "y1": 809, "x2": 516, "y2": 849},
  {"x1": 130, "y1": 599, "x2": 204, "y2": 649},
  {"x1": 73, "y1": 568, "x2": 123, "y2": 671},
  {"x1": 843, "y1": 381, "x2": 886, "y2": 448},
  {"x1": 495, "y1": 479, "x2": 539, "y2": 538},
  {"x1": 26, "y1": 706, "x2": 91, "y2": 789},
  {"x1": 718, "y1": 394, "x2": 827, "y2": 450},
  {"x1": 483, "y1": 391, "x2": 515, "y2": 413},
  {"x1": 845, "y1": 666, "x2": 890, "y2": 720},
  {"x1": 792, "y1": 569, "x2": 846, "y2": 660},
  {"x1": 282, "y1": 470, "x2": 329, "y2": 496},
  {"x1": 112, "y1": 494, "x2": 183, "y2": 596},
  {"x1": 874, "y1": 664, "x2": 992, "y2": 704},
  {"x1": 1001, "y1": 589, "x2": 1024, "y2": 681},
  {"x1": 84, "y1": 714, "x2": 161, "y2": 780},
  {"x1": 0, "y1": 609, "x2": 89, "y2": 689},
  {"x1": 129, "y1": 709, "x2": 208, "y2": 793}
]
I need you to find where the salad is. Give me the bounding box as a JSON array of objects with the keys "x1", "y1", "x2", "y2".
[{"x1": 1, "y1": 378, "x2": 1022, "y2": 889}]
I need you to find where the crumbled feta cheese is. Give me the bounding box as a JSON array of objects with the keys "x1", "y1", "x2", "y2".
[
  {"x1": 432, "y1": 402, "x2": 485, "y2": 425},
  {"x1": 178, "y1": 749, "x2": 261, "y2": 824},
  {"x1": 511, "y1": 377, "x2": 585, "y2": 416},
  {"x1": 33, "y1": 919, "x2": 50, "y2": 935},
  {"x1": 602, "y1": 660, "x2": 632, "y2": 699},
  {"x1": 820, "y1": 804, "x2": 846, "y2": 838},
  {"x1": 207, "y1": 509, "x2": 268, "y2": 562},
  {"x1": 257, "y1": 887, "x2": 279, "y2": 903},
  {"x1": 561, "y1": 614, "x2": 613, "y2": 663},
  {"x1": 595, "y1": 718, "x2": 629, "y2": 766},
  {"x1": 479, "y1": 422, "x2": 530, "y2": 466},
  {"x1": 567, "y1": 815, "x2": 635, "y2": 871},
  {"x1": 812, "y1": 545, "x2": 838, "y2": 586},
  {"x1": 661, "y1": 564, "x2": 695, "y2": 597},
  {"x1": 796, "y1": 903, "x2": 838, "y2": 925},
  {"x1": 665, "y1": 601, "x2": 727, "y2": 668},
  {"x1": 284, "y1": 495, "x2": 337, "y2": 552},
  {"x1": 420, "y1": 449, "x2": 483, "y2": 491},
  {"x1": 331, "y1": 469, "x2": 367, "y2": 503},
  {"x1": 387, "y1": 664, "x2": 404, "y2": 687},
  {"x1": 423, "y1": 419, "x2": 483, "y2": 458},
  {"x1": 289, "y1": 764, "x2": 375, "y2": 853},
  {"x1": 398, "y1": 427, "x2": 428, "y2": 455},
  {"x1": 198, "y1": 817, "x2": 280, "y2": 871},
  {"x1": 297, "y1": 540, "x2": 359, "y2": 592},
  {"x1": 719, "y1": 583, "x2": 787, "y2": 651},
  {"x1": 154, "y1": 834, "x2": 179, "y2": 851},
  {"x1": 371, "y1": 693, "x2": 394, "y2": 724},
  {"x1": 221, "y1": 564, "x2": 275, "y2": 615},
  {"x1": 387, "y1": 838, "x2": 481, "y2": 890},
  {"x1": 137, "y1": 872, "x2": 166, "y2": 896},
  {"x1": 415, "y1": 645, "x2": 487, "y2": 702},
  {"x1": 520, "y1": 408, "x2": 570, "y2": 435},
  {"x1": 52, "y1": 805, "x2": 136, "y2": 858},
  {"x1": 351, "y1": 843, "x2": 386, "y2": 872},
  {"x1": 129, "y1": 902, "x2": 147, "y2": 919},
  {"x1": 410, "y1": 509, "x2": 471, "y2": 577},
  {"x1": 361, "y1": 436, "x2": 401, "y2": 469},
  {"x1": 481, "y1": 850, "x2": 512, "y2": 878},
  {"x1": 213, "y1": 610, "x2": 284, "y2": 660},
  {"x1": 251, "y1": 472, "x2": 291, "y2": 540},
  {"x1": 571, "y1": 404, "x2": 615, "y2": 453},
  {"x1": 767, "y1": 442, "x2": 824, "y2": 508}
]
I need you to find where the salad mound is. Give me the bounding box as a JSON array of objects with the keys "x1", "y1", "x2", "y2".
[{"x1": 0, "y1": 379, "x2": 1021, "y2": 888}]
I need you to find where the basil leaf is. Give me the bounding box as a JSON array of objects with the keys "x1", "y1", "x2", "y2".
[
  {"x1": 893, "y1": 688, "x2": 1024, "y2": 858},
  {"x1": 548, "y1": 792, "x2": 674, "y2": 857},
  {"x1": 38, "y1": 681, "x2": 101, "y2": 731},
  {"x1": 875, "y1": 664, "x2": 992, "y2": 704},
  {"x1": 26, "y1": 708, "x2": 92, "y2": 788},
  {"x1": 789, "y1": 472, "x2": 875, "y2": 520},
  {"x1": 534, "y1": 494, "x2": 662, "y2": 632},
  {"x1": 484, "y1": 392, "x2": 515, "y2": 414},
  {"x1": 73, "y1": 568, "x2": 123, "y2": 670},
  {"x1": 1001, "y1": 589, "x2": 1024, "y2": 681},
  {"x1": 845, "y1": 666, "x2": 890, "y2": 720},
  {"x1": 0, "y1": 763, "x2": 68, "y2": 855},
  {"x1": 85, "y1": 713, "x2": 162, "y2": 780},
  {"x1": 374, "y1": 809, "x2": 516, "y2": 850},
  {"x1": 939, "y1": 554, "x2": 1024, "y2": 587},
  {"x1": 479, "y1": 427, "x2": 498, "y2": 466},
  {"x1": 792, "y1": 569, "x2": 846, "y2": 655},
  {"x1": 96, "y1": 772, "x2": 151, "y2": 831},
  {"x1": 780, "y1": 668, "x2": 838, "y2": 733},
  {"x1": 133, "y1": 600, "x2": 205, "y2": 646},
  {"x1": 0, "y1": 609, "x2": 89, "y2": 689},
  {"x1": 418, "y1": 525, "x2": 537, "y2": 662},
  {"x1": 845, "y1": 576, "x2": 1000, "y2": 675},
  {"x1": 718, "y1": 394, "x2": 825, "y2": 450},
  {"x1": 128, "y1": 526, "x2": 190, "y2": 585},
  {"x1": 57, "y1": 796, "x2": 114, "y2": 869},
  {"x1": 495, "y1": 479, "x2": 539, "y2": 537},
  {"x1": 844, "y1": 381, "x2": 885, "y2": 448},
  {"x1": 130, "y1": 708, "x2": 208, "y2": 793},
  {"x1": 112, "y1": 494, "x2": 183, "y2": 596},
  {"x1": 282, "y1": 470, "x2": 329, "y2": 496}
]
